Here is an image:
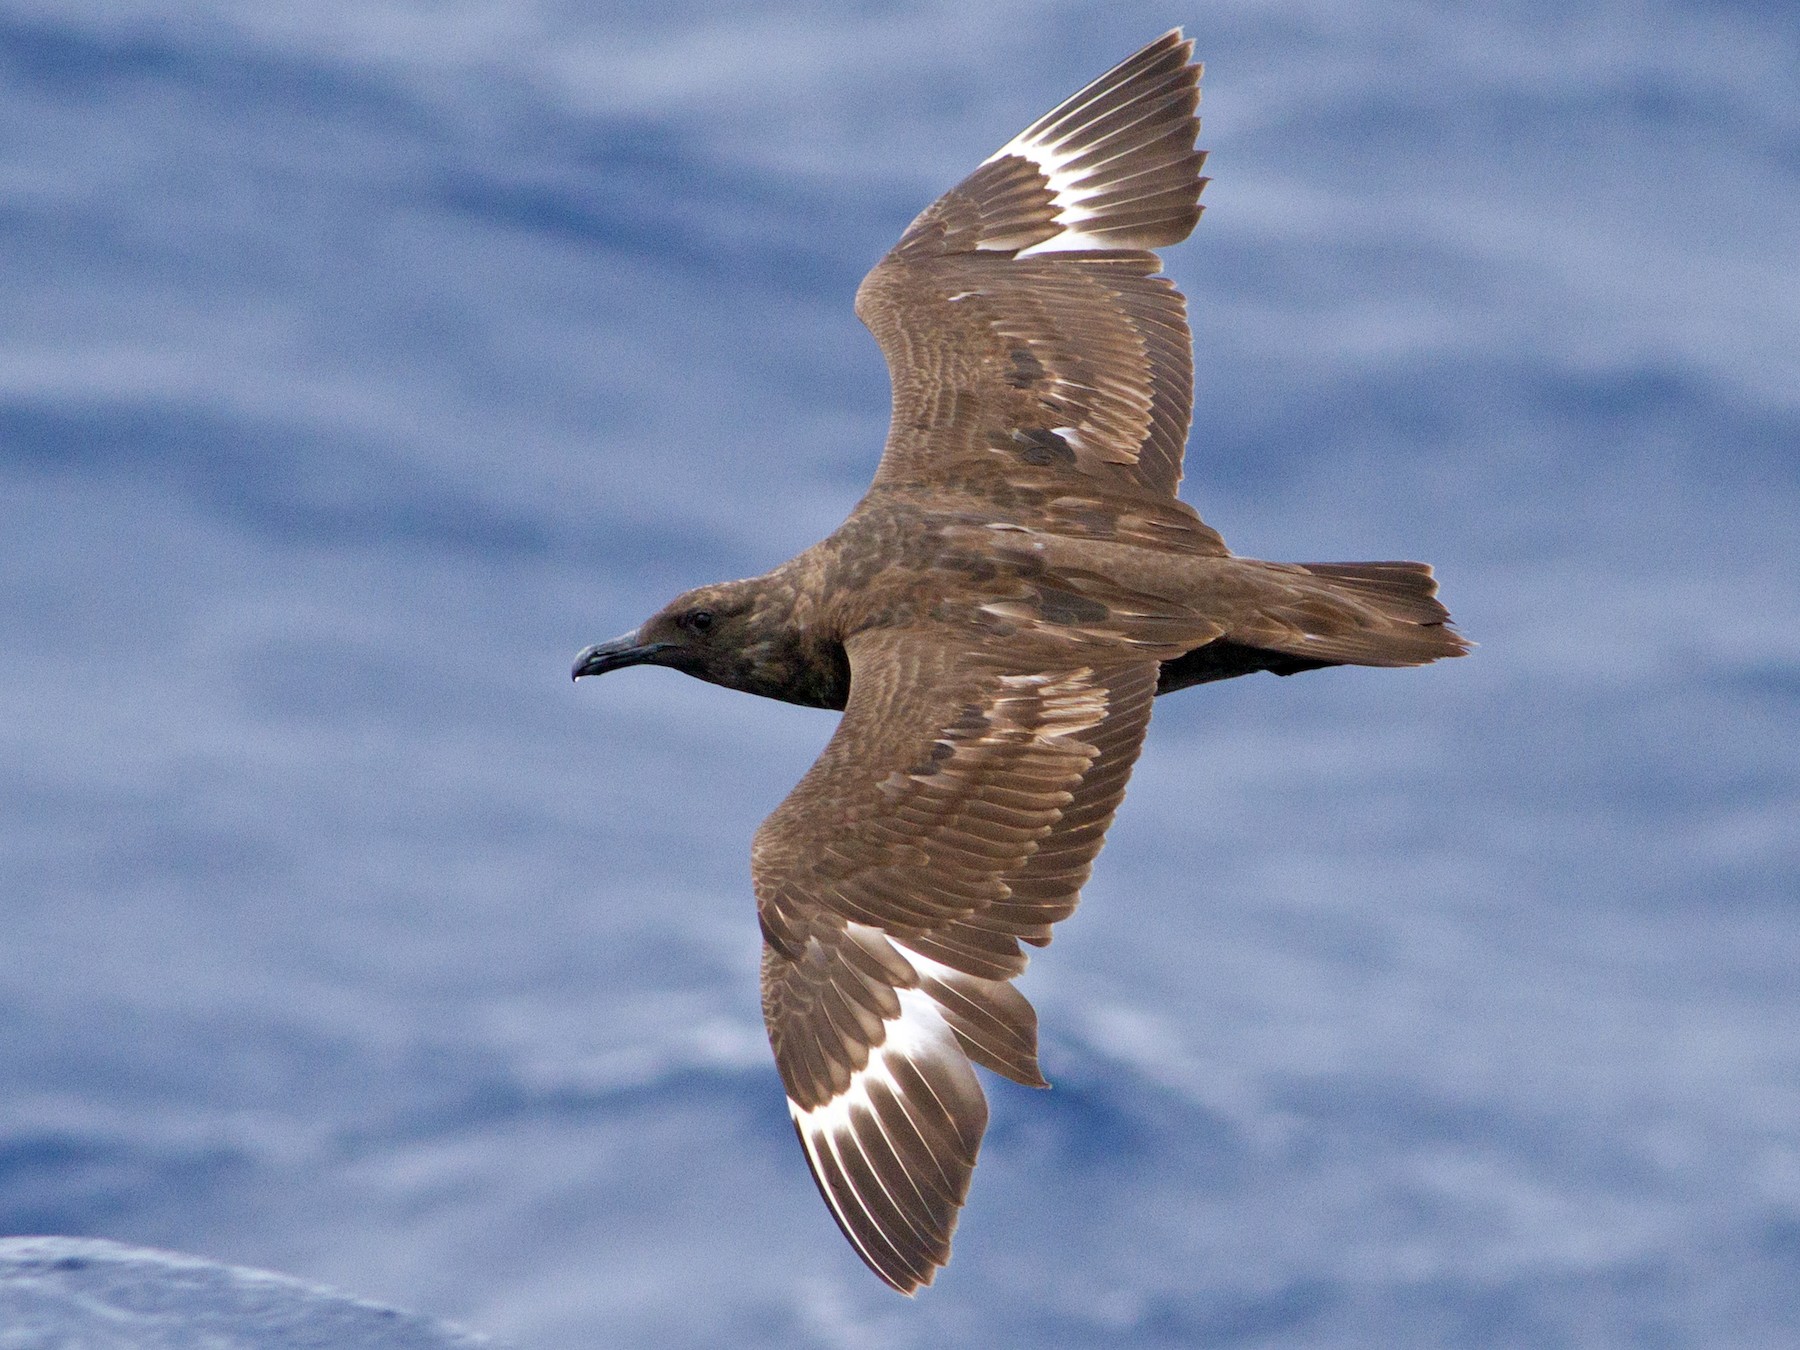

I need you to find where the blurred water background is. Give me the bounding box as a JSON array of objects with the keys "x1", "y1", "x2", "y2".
[{"x1": 3, "y1": 1, "x2": 1797, "y2": 1344}]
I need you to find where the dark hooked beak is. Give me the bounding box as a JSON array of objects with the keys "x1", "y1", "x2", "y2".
[{"x1": 571, "y1": 630, "x2": 673, "y2": 681}]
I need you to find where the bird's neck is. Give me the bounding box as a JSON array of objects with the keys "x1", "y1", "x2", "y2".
[{"x1": 716, "y1": 567, "x2": 852, "y2": 711}]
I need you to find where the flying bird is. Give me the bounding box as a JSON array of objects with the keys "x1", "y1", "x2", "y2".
[{"x1": 573, "y1": 30, "x2": 1467, "y2": 1293}]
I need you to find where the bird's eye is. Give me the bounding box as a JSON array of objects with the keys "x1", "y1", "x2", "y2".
[{"x1": 686, "y1": 609, "x2": 715, "y2": 634}]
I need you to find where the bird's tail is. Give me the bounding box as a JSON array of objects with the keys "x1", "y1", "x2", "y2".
[
  {"x1": 1156, "y1": 560, "x2": 1469, "y2": 694},
  {"x1": 1256, "y1": 560, "x2": 1470, "y2": 667}
]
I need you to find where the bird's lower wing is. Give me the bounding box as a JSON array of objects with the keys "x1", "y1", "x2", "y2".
[{"x1": 752, "y1": 628, "x2": 1158, "y2": 1290}]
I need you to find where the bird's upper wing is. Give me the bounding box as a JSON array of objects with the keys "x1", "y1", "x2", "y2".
[
  {"x1": 855, "y1": 31, "x2": 1215, "y2": 521},
  {"x1": 752, "y1": 626, "x2": 1159, "y2": 1291}
]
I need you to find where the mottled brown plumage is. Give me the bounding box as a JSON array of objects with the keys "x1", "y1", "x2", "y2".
[{"x1": 572, "y1": 30, "x2": 1467, "y2": 1293}]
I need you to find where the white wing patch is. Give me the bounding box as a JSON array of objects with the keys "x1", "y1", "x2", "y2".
[
  {"x1": 962, "y1": 31, "x2": 1201, "y2": 260},
  {"x1": 892, "y1": 940, "x2": 966, "y2": 987},
  {"x1": 787, "y1": 977, "x2": 974, "y2": 1282},
  {"x1": 981, "y1": 130, "x2": 1120, "y2": 254}
]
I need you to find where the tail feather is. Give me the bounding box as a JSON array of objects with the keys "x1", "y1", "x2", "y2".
[
  {"x1": 1248, "y1": 559, "x2": 1469, "y2": 668},
  {"x1": 1156, "y1": 559, "x2": 1468, "y2": 695},
  {"x1": 1294, "y1": 561, "x2": 1455, "y2": 628}
]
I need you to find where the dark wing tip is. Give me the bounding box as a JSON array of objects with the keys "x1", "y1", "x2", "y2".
[
  {"x1": 787, "y1": 1008, "x2": 988, "y2": 1294},
  {"x1": 891, "y1": 31, "x2": 1208, "y2": 260}
]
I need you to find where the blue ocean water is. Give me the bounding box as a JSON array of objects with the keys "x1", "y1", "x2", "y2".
[
  {"x1": 0, "y1": 1237, "x2": 492, "y2": 1347},
  {"x1": 3, "y1": 2, "x2": 1797, "y2": 1345}
]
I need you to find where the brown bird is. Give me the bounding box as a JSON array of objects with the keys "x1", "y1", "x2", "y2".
[{"x1": 573, "y1": 30, "x2": 1466, "y2": 1293}]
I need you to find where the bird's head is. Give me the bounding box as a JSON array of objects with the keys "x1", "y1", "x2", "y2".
[{"x1": 571, "y1": 582, "x2": 759, "y2": 686}]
